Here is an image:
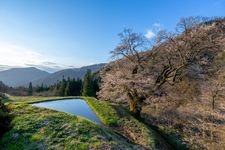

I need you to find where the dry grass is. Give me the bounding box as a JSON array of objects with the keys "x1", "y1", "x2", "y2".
[{"x1": 142, "y1": 99, "x2": 225, "y2": 149}]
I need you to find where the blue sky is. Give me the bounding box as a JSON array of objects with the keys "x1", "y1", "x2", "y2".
[{"x1": 0, "y1": 0, "x2": 224, "y2": 72}]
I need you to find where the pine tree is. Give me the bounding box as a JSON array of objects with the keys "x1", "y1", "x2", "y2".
[
  {"x1": 28, "y1": 82, "x2": 33, "y2": 96},
  {"x1": 0, "y1": 81, "x2": 8, "y2": 93},
  {"x1": 92, "y1": 72, "x2": 101, "y2": 97},
  {"x1": 72, "y1": 78, "x2": 82, "y2": 96},
  {"x1": 82, "y1": 70, "x2": 94, "y2": 96},
  {"x1": 64, "y1": 77, "x2": 71, "y2": 96},
  {"x1": 58, "y1": 76, "x2": 66, "y2": 96}
]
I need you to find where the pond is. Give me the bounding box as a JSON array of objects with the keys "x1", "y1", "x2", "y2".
[{"x1": 31, "y1": 99, "x2": 102, "y2": 124}]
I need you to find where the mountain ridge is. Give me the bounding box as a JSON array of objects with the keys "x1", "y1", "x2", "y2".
[
  {"x1": 33, "y1": 63, "x2": 106, "y2": 86},
  {"x1": 0, "y1": 67, "x2": 50, "y2": 87},
  {"x1": 0, "y1": 63, "x2": 106, "y2": 87}
]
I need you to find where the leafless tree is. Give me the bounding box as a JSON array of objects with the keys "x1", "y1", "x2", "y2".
[
  {"x1": 110, "y1": 28, "x2": 149, "y2": 71},
  {"x1": 154, "y1": 16, "x2": 225, "y2": 89},
  {"x1": 100, "y1": 29, "x2": 151, "y2": 116}
]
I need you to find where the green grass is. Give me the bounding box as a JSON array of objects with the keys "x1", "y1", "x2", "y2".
[
  {"x1": 85, "y1": 97, "x2": 119, "y2": 126},
  {"x1": 3, "y1": 95, "x2": 170, "y2": 149},
  {"x1": 0, "y1": 103, "x2": 142, "y2": 150},
  {"x1": 85, "y1": 97, "x2": 170, "y2": 149}
]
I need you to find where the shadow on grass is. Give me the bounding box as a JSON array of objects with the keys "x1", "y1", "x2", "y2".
[
  {"x1": 0, "y1": 102, "x2": 13, "y2": 138},
  {"x1": 141, "y1": 112, "x2": 189, "y2": 150},
  {"x1": 111, "y1": 104, "x2": 175, "y2": 150}
]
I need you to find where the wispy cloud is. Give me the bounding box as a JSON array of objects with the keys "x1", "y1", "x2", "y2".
[
  {"x1": 145, "y1": 30, "x2": 156, "y2": 39},
  {"x1": 153, "y1": 23, "x2": 161, "y2": 27},
  {"x1": 145, "y1": 23, "x2": 163, "y2": 39},
  {"x1": 0, "y1": 65, "x2": 14, "y2": 71},
  {"x1": 0, "y1": 42, "x2": 74, "y2": 72},
  {"x1": 0, "y1": 42, "x2": 45, "y2": 66},
  {"x1": 26, "y1": 62, "x2": 76, "y2": 73}
]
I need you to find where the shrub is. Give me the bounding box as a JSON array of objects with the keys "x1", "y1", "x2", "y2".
[{"x1": 0, "y1": 96, "x2": 12, "y2": 137}]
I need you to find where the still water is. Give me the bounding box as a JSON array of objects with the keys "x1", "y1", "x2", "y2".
[{"x1": 32, "y1": 99, "x2": 102, "y2": 124}]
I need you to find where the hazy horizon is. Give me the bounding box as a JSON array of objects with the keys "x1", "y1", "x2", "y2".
[{"x1": 0, "y1": 63, "x2": 106, "y2": 73}]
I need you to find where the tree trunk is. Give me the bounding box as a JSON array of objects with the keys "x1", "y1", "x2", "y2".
[
  {"x1": 212, "y1": 95, "x2": 215, "y2": 110},
  {"x1": 127, "y1": 91, "x2": 141, "y2": 117}
]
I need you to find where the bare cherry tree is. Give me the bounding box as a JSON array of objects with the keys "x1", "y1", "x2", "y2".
[
  {"x1": 154, "y1": 17, "x2": 225, "y2": 89},
  {"x1": 99, "y1": 29, "x2": 150, "y2": 117},
  {"x1": 99, "y1": 17, "x2": 225, "y2": 118},
  {"x1": 110, "y1": 29, "x2": 149, "y2": 71}
]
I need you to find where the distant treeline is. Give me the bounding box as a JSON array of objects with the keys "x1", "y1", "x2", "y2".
[{"x1": 0, "y1": 69, "x2": 100, "y2": 97}]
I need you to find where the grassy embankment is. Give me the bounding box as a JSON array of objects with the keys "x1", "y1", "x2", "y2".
[
  {"x1": 0, "y1": 103, "x2": 143, "y2": 149},
  {"x1": 85, "y1": 97, "x2": 170, "y2": 149},
  {"x1": 1, "y1": 95, "x2": 170, "y2": 149}
]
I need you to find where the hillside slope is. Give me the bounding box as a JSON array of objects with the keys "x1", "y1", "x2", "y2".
[{"x1": 99, "y1": 17, "x2": 225, "y2": 149}]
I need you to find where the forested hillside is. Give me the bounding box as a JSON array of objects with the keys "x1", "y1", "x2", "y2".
[
  {"x1": 33, "y1": 63, "x2": 106, "y2": 86},
  {"x1": 98, "y1": 17, "x2": 225, "y2": 149}
]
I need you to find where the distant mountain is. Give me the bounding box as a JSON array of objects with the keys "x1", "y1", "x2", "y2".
[
  {"x1": 33, "y1": 63, "x2": 106, "y2": 86},
  {"x1": 0, "y1": 64, "x2": 106, "y2": 87},
  {"x1": 0, "y1": 67, "x2": 50, "y2": 87}
]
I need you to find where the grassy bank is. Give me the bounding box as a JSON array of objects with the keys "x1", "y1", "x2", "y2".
[
  {"x1": 0, "y1": 103, "x2": 143, "y2": 149},
  {"x1": 3, "y1": 95, "x2": 171, "y2": 149},
  {"x1": 85, "y1": 97, "x2": 170, "y2": 149},
  {"x1": 85, "y1": 97, "x2": 119, "y2": 126}
]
